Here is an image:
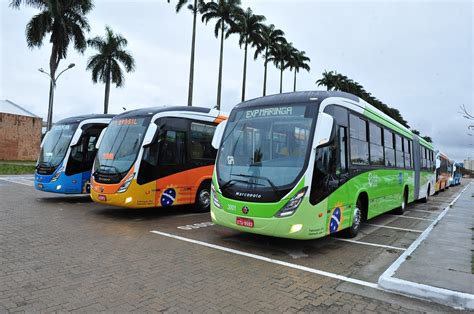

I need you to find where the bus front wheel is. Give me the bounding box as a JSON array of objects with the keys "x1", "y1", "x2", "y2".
[
  {"x1": 195, "y1": 181, "x2": 211, "y2": 212},
  {"x1": 343, "y1": 200, "x2": 362, "y2": 238}
]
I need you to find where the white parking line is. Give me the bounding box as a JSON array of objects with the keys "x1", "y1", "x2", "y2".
[
  {"x1": 0, "y1": 177, "x2": 34, "y2": 187},
  {"x1": 334, "y1": 238, "x2": 406, "y2": 251},
  {"x1": 407, "y1": 209, "x2": 440, "y2": 214},
  {"x1": 387, "y1": 215, "x2": 434, "y2": 222},
  {"x1": 150, "y1": 230, "x2": 380, "y2": 289},
  {"x1": 365, "y1": 224, "x2": 423, "y2": 233}
]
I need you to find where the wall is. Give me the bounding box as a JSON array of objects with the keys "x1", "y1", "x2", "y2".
[{"x1": 0, "y1": 113, "x2": 42, "y2": 161}]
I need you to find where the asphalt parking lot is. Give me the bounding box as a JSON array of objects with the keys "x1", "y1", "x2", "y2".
[{"x1": 0, "y1": 175, "x2": 469, "y2": 313}]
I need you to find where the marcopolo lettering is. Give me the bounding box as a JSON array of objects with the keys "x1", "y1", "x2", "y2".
[
  {"x1": 245, "y1": 107, "x2": 293, "y2": 118},
  {"x1": 235, "y1": 191, "x2": 262, "y2": 199}
]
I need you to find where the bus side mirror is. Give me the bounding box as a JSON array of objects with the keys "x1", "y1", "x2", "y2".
[
  {"x1": 212, "y1": 120, "x2": 227, "y2": 149},
  {"x1": 95, "y1": 127, "x2": 107, "y2": 149},
  {"x1": 313, "y1": 112, "x2": 334, "y2": 148},
  {"x1": 435, "y1": 158, "x2": 441, "y2": 169},
  {"x1": 142, "y1": 123, "x2": 158, "y2": 146}
]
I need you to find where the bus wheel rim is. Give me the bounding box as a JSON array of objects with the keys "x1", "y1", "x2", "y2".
[
  {"x1": 353, "y1": 207, "x2": 361, "y2": 230},
  {"x1": 199, "y1": 190, "x2": 210, "y2": 207}
]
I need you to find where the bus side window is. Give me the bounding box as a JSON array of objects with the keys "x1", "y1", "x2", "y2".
[
  {"x1": 368, "y1": 122, "x2": 384, "y2": 166},
  {"x1": 159, "y1": 130, "x2": 186, "y2": 166},
  {"x1": 349, "y1": 114, "x2": 369, "y2": 166},
  {"x1": 384, "y1": 129, "x2": 395, "y2": 167},
  {"x1": 338, "y1": 126, "x2": 347, "y2": 173}
]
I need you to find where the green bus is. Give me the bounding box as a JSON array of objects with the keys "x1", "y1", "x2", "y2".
[{"x1": 210, "y1": 91, "x2": 436, "y2": 239}]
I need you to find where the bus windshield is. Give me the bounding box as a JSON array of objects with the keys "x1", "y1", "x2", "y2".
[
  {"x1": 38, "y1": 123, "x2": 79, "y2": 167},
  {"x1": 94, "y1": 117, "x2": 151, "y2": 175},
  {"x1": 216, "y1": 105, "x2": 315, "y2": 191}
]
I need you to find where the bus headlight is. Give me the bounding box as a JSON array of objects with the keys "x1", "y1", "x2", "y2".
[
  {"x1": 275, "y1": 187, "x2": 307, "y2": 218},
  {"x1": 211, "y1": 184, "x2": 222, "y2": 209},
  {"x1": 117, "y1": 173, "x2": 134, "y2": 193},
  {"x1": 51, "y1": 167, "x2": 64, "y2": 182}
]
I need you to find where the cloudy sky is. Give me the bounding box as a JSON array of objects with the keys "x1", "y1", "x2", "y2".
[{"x1": 0, "y1": 0, "x2": 472, "y2": 161}]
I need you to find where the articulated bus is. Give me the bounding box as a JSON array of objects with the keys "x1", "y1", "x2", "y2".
[
  {"x1": 90, "y1": 106, "x2": 227, "y2": 211},
  {"x1": 35, "y1": 114, "x2": 114, "y2": 194},
  {"x1": 435, "y1": 152, "x2": 451, "y2": 192},
  {"x1": 210, "y1": 91, "x2": 436, "y2": 240}
]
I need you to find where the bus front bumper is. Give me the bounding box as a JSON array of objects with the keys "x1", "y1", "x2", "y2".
[
  {"x1": 210, "y1": 205, "x2": 326, "y2": 240},
  {"x1": 35, "y1": 173, "x2": 85, "y2": 194}
]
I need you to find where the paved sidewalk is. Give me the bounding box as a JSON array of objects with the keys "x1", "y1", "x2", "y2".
[
  {"x1": 380, "y1": 181, "x2": 474, "y2": 309},
  {"x1": 395, "y1": 182, "x2": 474, "y2": 294}
]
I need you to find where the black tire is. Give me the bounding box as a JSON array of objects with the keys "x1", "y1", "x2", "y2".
[
  {"x1": 421, "y1": 185, "x2": 430, "y2": 203},
  {"x1": 394, "y1": 188, "x2": 408, "y2": 215},
  {"x1": 343, "y1": 199, "x2": 362, "y2": 238},
  {"x1": 194, "y1": 181, "x2": 211, "y2": 212}
]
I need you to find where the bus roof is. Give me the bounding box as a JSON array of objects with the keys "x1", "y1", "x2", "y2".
[
  {"x1": 235, "y1": 90, "x2": 435, "y2": 150},
  {"x1": 235, "y1": 90, "x2": 359, "y2": 109},
  {"x1": 56, "y1": 114, "x2": 115, "y2": 124},
  {"x1": 115, "y1": 106, "x2": 212, "y2": 119}
]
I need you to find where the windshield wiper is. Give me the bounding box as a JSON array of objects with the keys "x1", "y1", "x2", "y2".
[
  {"x1": 231, "y1": 173, "x2": 282, "y2": 198},
  {"x1": 220, "y1": 178, "x2": 265, "y2": 190},
  {"x1": 96, "y1": 164, "x2": 121, "y2": 175},
  {"x1": 36, "y1": 161, "x2": 54, "y2": 169}
]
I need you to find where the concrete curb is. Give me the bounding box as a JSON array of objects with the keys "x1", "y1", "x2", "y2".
[{"x1": 378, "y1": 182, "x2": 474, "y2": 310}]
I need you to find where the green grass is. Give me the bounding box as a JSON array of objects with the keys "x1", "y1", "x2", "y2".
[{"x1": 0, "y1": 161, "x2": 36, "y2": 175}]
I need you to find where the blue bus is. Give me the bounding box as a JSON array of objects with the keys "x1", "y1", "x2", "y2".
[
  {"x1": 35, "y1": 114, "x2": 114, "y2": 194},
  {"x1": 451, "y1": 162, "x2": 463, "y2": 186}
]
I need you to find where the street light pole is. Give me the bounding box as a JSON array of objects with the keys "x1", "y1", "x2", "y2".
[{"x1": 39, "y1": 63, "x2": 75, "y2": 131}]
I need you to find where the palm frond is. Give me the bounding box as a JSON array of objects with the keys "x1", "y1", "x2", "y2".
[{"x1": 25, "y1": 11, "x2": 52, "y2": 48}]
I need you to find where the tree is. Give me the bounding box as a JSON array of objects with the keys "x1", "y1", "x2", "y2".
[
  {"x1": 268, "y1": 41, "x2": 294, "y2": 94},
  {"x1": 227, "y1": 7, "x2": 265, "y2": 101},
  {"x1": 422, "y1": 136, "x2": 432, "y2": 143},
  {"x1": 316, "y1": 70, "x2": 410, "y2": 128},
  {"x1": 254, "y1": 24, "x2": 285, "y2": 96},
  {"x1": 287, "y1": 50, "x2": 310, "y2": 92},
  {"x1": 10, "y1": 0, "x2": 93, "y2": 130},
  {"x1": 201, "y1": 0, "x2": 242, "y2": 109},
  {"x1": 86, "y1": 26, "x2": 135, "y2": 114},
  {"x1": 170, "y1": 0, "x2": 206, "y2": 106}
]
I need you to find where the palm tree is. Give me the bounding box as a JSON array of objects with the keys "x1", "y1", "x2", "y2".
[
  {"x1": 227, "y1": 7, "x2": 265, "y2": 101},
  {"x1": 171, "y1": 0, "x2": 205, "y2": 106},
  {"x1": 10, "y1": 0, "x2": 93, "y2": 130},
  {"x1": 86, "y1": 26, "x2": 135, "y2": 114},
  {"x1": 287, "y1": 50, "x2": 310, "y2": 92},
  {"x1": 316, "y1": 71, "x2": 410, "y2": 127},
  {"x1": 201, "y1": 0, "x2": 241, "y2": 109},
  {"x1": 268, "y1": 41, "x2": 294, "y2": 94},
  {"x1": 254, "y1": 24, "x2": 285, "y2": 96}
]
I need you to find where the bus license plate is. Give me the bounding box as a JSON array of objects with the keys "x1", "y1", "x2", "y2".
[
  {"x1": 236, "y1": 217, "x2": 254, "y2": 228},
  {"x1": 98, "y1": 195, "x2": 107, "y2": 201}
]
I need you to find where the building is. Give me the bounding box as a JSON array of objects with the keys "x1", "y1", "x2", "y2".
[
  {"x1": 0, "y1": 100, "x2": 43, "y2": 161},
  {"x1": 463, "y1": 159, "x2": 474, "y2": 171}
]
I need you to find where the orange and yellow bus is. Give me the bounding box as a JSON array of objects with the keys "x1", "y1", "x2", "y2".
[
  {"x1": 435, "y1": 151, "x2": 451, "y2": 192},
  {"x1": 90, "y1": 106, "x2": 227, "y2": 211}
]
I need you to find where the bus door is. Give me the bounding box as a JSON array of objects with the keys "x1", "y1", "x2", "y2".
[
  {"x1": 138, "y1": 118, "x2": 193, "y2": 206},
  {"x1": 66, "y1": 124, "x2": 107, "y2": 193},
  {"x1": 412, "y1": 137, "x2": 421, "y2": 200}
]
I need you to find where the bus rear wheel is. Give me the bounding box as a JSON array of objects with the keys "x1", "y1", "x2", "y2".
[
  {"x1": 195, "y1": 181, "x2": 211, "y2": 212},
  {"x1": 394, "y1": 188, "x2": 408, "y2": 215},
  {"x1": 421, "y1": 185, "x2": 430, "y2": 203},
  {"x1": 343, "y1": 200, "x2": 362, "y2": 238}
]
